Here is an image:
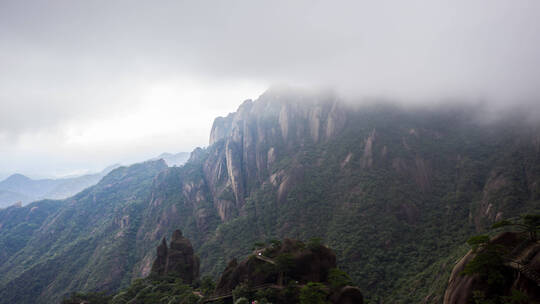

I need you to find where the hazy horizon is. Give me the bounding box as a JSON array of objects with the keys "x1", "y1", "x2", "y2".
[{"x1": 1, "y1": 0, "x2": 539, "y2": 179}]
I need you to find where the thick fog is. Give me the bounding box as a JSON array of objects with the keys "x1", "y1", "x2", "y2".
[{"x1": 1, "y1": 0, "x2": 539, "y2": 178}]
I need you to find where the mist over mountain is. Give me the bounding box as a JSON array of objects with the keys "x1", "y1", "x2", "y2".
[
  {"x1": 1, "y1": 1, "x2": 540, "y2": 303},
  {"x1": 0, "y1": 89, "x2": 538, "y2": 303},
  {"x1": 1, "y1": 0, "x2": 540, "y2": 177},
  {"x1": 152, "y1": 152, "x2": 190, "y2": 167}
]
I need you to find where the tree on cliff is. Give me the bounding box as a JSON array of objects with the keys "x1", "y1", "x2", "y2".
[
  {"x1": 299, "y1": 282, "x2": 329, "y2": 304},
  {"x1": 462, "y1": 235, "x2": 508, "y2": 288},
  {"x1": 492, "y1": 214, "x2": 540, "y2": 241}
]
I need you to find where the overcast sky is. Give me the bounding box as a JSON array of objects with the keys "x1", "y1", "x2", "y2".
[{"x1": 1, "y1": 0, "x2": 539, "y2": 179}]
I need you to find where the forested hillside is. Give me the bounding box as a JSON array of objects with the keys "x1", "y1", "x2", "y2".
[
  {"x1": 1, "y1": 89, "x2": 539, "y2": 303},
  {"x1": 0, "y1": 161, "x2": 167, "y2": 303}
]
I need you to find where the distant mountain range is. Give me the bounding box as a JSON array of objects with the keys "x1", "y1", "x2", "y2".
[
  {"x1": 0, "y1": 152, "x2": 190, "y2": 209},
  {"x1": 0, "y1": 165, "x2": 119, "y2": 209}
]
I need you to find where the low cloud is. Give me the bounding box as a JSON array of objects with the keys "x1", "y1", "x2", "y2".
[{"x1": 1, "y1": 0, "x2": 539, "y2": 176}]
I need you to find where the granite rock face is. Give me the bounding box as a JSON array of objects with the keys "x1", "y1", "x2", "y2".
[
  {"x1": 150, "y1": 237, "x2": 168, "y2": 276},
  {"x1": 444, "y1": 232, "x2": 540, "y2": 304},
  {"x1": 203, "y1": 89, "x2": 347, "y2": 221},
  {"x1": 150, "y1": 229, "x2": 200, "y2": 284}
]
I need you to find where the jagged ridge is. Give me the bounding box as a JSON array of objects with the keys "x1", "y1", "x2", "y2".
[{"x1": 1, "y1": 89, "x2": 540, "y2": 303}]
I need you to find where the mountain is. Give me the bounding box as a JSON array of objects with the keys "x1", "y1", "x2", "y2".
[
  {"x1": 0, "y1": 174, "x2": 57, "y2": 204},
  {"x1": 0, "y1": 88, "x2": 539, "y2": 303},
  {"x1": 0, "y1": 165, "x2": 119, "y2": 208},
  {"x1": 0, "y1": 190, "x2": 31, "y2": 209},
  {"x1": 154, "y1": 152, "x2": 190, "y2": 167},
  {"x1": 0, "y1": 160, "x2": 167, "y2": 304},
  {"x1": 0, "y1": 199, "x2": 63, "y2": 266}
]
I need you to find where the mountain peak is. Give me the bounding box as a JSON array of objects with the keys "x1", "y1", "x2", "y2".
[{"x1": 3, "y1": 173, "x2": 31, "y2": 183}]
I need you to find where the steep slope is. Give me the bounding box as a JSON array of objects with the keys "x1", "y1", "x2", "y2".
[
  {"x1": 444, "y1": 231, "x2": 540, "y2": 303},
  {"x1": 1, "y1": 89, "x2": 539, "y2": 303},
  {"x1": 0, "y1": 160, "x2": 167, "y2": 304},
  {"x1": 151, "y1": 89, "x2": 540, "y2": 303},
  {"x1": 63, "y1": 236, "x2": 363, "y2": 304},
  {"x1": 0, "y1": 200, "x2": 63, "y2": 267},
  {"x1": 150, "y1": 229, "x2": 200, "y2": 284}
]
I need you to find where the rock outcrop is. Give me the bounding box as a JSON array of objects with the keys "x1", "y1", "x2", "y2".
[
  {"x1": 444, "y1": 232, "x2": 540, "y2": 304},
  {"x1": 202, "y1": 89, "x2": 347, "y2": 221},
  {"x1": 213, "y1": 238, "x2": 361, "y2": 304},
  {"x1": 214, "y1": 239, "x2": 337, "y2": 294},
  {"x1": 150, "y1": 229, "x2": 200, "y2": 284},
  {"x1": 151, "y1": 237, "x2": 168, "y2": 276}
]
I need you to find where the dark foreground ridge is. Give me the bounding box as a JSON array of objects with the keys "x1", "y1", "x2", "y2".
[
  {"x1": 63, "y1": 235, "x2": 363, "y2": 304},
  {"x1": 208, "y1": 238, "x2": 363, "y2": 304}
]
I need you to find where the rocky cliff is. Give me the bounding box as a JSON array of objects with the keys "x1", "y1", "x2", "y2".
[
  {"x1": 204, "y1": 89, "x2": 347, "y2": 221},
  {"x1": 150, "y1": 229, "x2": 200, "y2": 284},
  {"x1": 444, "y1": 232, "x2": 540, "y2": 304},
  {"x1": 1, "y1": 89, "x2": 540, "y2": 303},
  {"x1": 125, "y1": 89, "x2": 540, "y2": 302},
  {"x1": 0, "y1": 160, "x2": 168, "y2": 304}
]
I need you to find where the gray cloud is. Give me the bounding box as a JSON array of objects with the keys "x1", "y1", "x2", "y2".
[
  {"x1": 1, "y1": 0, "x2": 539, "y2": 176},
  {"x1": 3, "y1": 1, "x2": 540, "y2": 105}
]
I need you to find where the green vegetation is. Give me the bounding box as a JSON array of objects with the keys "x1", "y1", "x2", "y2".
[
  {"x1": 471, "y1": 289, "x2": 532, "y2": 304},
  {"x1": 232, "y1": 283, "x2": 251, "y2": 303},
  {"x1": 460, "y1": 214, "x2": 540, "y2": 304},
  {"x1": 62, "y1": 276, "x2": 200, "y2": 304},
  {"x1": 110, "y1": 276, "x2": 199, "y2": 304},
  {"x1": 198, "y1": 276, "x2": 216, "y2": 296},
  {"x1": 0, "y1": 200, "x2": 62, "y2": 266},
  {"x1": 62, "y1": 292, "x2": 112, "y2": 304},
  {"x1": 191, "y1": 105, "x2": 540, "y2": 303},
  {"x1": 492, "y1": 214, "x2": 540, "y2": 241},
  {"x1": 299, "y1": 282, "x2": 329, "y2": 304},
  {"x1": 327, "y1": 268, "x2": 353, "y2": 291},
  {"x1": 0, "y1": 161, "x2": 169, "y2": 304},
  {"x1": 1, "y1": 101, "x2": 540, "y2": 303},
  {"x1": 462, "y1": 236, "x2": 509, "y2": 288}
]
